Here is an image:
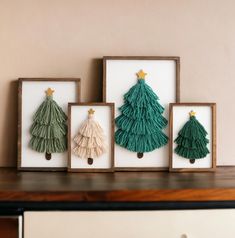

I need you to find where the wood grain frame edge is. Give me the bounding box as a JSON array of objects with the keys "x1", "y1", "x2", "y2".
[
  {"x1": 169, "y1": 103, "x2": 217, "y2": 172},
  {"x1": 17, "y1": 78, "x2": 81, "y2": 171},
  {"x1": 103, "y1": 56, "x2": 180, "y2": 171},
  {"x1": 17, "y1": 80, "x2": 23, "y2": 170},
  {"x1": 68, "y1": 102, "x2": 115, "y2": 172},
  {"x1": 114, "y1": 167, "x2": 168, "y2": 172}
]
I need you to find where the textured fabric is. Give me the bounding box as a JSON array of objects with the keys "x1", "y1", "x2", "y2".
[
  {"x1": 174, "y1": 115, "x2": 210, "y2": 159},
  {"x1": 115, "y1": 79, "x2": 168, "y2": 153},
  {"x1": 29, "y1": 95, "x2": 67, "y2": 153},
  {"x1": 73, "y1": 114, "x2": 106, "y2": 159}
]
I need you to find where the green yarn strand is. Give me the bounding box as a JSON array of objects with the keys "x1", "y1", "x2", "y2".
[
  {"x1": 174, "y1": 135, "x2": 209, "y2": 149},
  {"x1": 115, "y1": 129, "x2": 168, "y2": 153},
  {"x1": 30, "y1": 121, "x2": 67, "y2": 139},
  {"x1": 178, "y1": 116, "x2": 208, "y2": 139},
  {"x1": 33, "y1": 96, "x2": 67, "y2": 125},
  {"x1": 175, "y1": 146, "x2": 209, "y2": 159},
  {"x1": 124, "y1": 80, "x2": 160, "y2": 108},
  {"x1": 30, "y1": 136, "x2": 67, "y2": 153},
  {"x1": 115, "y1": 113, "x2": 167, "y2": 135},
  {"x1": 119, "y1": 101, "x2": 164, "y2": 119}
]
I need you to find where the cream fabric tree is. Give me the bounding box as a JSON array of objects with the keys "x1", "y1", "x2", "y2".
[{"x1": 73, "y1": 108, "x2": 106, "y2": 165}]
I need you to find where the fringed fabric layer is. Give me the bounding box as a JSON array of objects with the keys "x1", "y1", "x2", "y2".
[
  {"x1": 74, "y1": 133, "x2": 105, "y2": 148},
  {"x1": 29, "y1": 136, "x2": 67, "y2": 153},
  {"x1": 115, "y1": 113, "x2": 167, "y2": 135},
  {"x1": 177, "y1": 116, "x2": 208, "y2": 139},
  {"x1": 174, "y1": 135, "x2": 209, "y2": 149},
  {"x1": 33, "y1": 96, "x2": 67, "y2": 125},
  {"x1": 30, "y1": 121, "x2": 67, "y2": 139},
  {"x1": 119, "y1": 101, "x2": 164, "y2": 119},
  {"x1": 175, "y1": 146, "x2": 210, "y2": 159},
  {"x1": 78, "y1": 118, "x2": 105, "y2": 138},
  {"x1": 115, "y1": 129, "x2": 168, "y2": 153},
  {"x1": 73, "y1": 146, "x2": 106, "y2": 158},
  {"x1": 124, "y1": 80, "x2": 161, "y2": 108}
]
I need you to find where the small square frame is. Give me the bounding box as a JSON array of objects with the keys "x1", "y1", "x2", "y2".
[
  {"x1": 103, "y1": 56, "x2": 180, "y2": 171},
  {"x1": 68, "y1": 103, "x2": 115, "y2": 172},
  {"x1": 169, "y1": 103, "x2": 216, "y2": 172},
  {"x1": 18, "y1": 78, "x2": 81, "y2": 171}
]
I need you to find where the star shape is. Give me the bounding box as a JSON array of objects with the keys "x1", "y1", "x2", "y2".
[
  {"x1": 45, "y1": 88, "x2": 54, "y2": 96},
  {"x1": 136, "y1": 70, "x2": 147, "y2": 80},
  {"x1": 189, "y1": 110, "x2": 196, "y2": 117},
  {"x1": 88, "y1": 108, "x2": 95, "y2": 115}
]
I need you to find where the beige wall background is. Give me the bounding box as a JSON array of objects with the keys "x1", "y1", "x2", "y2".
[{"x1": 0, "y1": 0, "x2": 234, "y2": 166}]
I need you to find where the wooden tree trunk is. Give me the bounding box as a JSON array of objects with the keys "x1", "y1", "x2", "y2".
[
  {"x1": 190, "y1": 159, "x2": 195, "y2": 164},
  {"x1": 45, "y1": 152, "x2": 51, "y2": 160},
  {"x1": 137, "y1": 152, "x2": 144, "y2": 159},
  {"x1": 88, "y1": 158, "x2": 93, "y2": 165}
]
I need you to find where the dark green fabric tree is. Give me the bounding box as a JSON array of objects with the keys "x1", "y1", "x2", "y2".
[
  {"x1": 115, "y1": 70, "x2": 168, "y2": 158},
  {"x1": 29, "y1": 88, "x2": 67, "y2": 160},
  {"x1": 174, "y1": 111, "x2": 210, "y2": 164}
]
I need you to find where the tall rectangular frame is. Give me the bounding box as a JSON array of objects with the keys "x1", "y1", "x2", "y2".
[
  {"x1": 169, "y1": 103, "x2": 216, "y2": 172},
  {"x1": 18, "y1": 78, "x2": 81, "y2": 171},
  {"x1": 103, "y1": 56, "x2": 180, "y2": 171}
]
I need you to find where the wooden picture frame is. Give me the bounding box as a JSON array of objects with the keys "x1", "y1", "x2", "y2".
[
  {"x1": 103, "y1": 56, "x2": 180, "y2": 171},
  {"x1": 68, "y1": 103, "x2": 115, "y2": 172},
  {"x1": 169, "y1": 103, "x2": 216, "y2": 172},
  {"x1": 18, "y1": 78, "x2": 81, "y2": 171}
]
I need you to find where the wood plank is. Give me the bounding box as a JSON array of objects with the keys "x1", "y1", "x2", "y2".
[
  {"x1": 0, "y1": 218, "x2": 18, "y2": 238},
  {"x1": 0, "y1": 167, "x2": 235, "y2": 202}
]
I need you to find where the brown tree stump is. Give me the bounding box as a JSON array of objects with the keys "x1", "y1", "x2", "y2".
[{"x1": 88, "y1": 158, "x2": 93, "y2": 165}]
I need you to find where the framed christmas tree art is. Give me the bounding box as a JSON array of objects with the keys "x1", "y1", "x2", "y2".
[
  {"x1": 169, "y1": 103, "x2": 216, "y2": 172},
  {"x1": 68, "y1": 103, "x2": 114, "y2": 172},
  {"x1": 103, "y1": 56, "x2": 180, "y2": 171},
  {"x1": 18, "y1": 78, "x2": 81, "y2": 171}
]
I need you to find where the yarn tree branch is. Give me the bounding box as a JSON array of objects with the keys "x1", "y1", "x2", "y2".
[
  {"x1": 174, "y1": 110, "x2": 210, "y2": 164},
  {"x1": 73, "y1": 108, "x2": 106, "y2": 165},
  {"x1": 29, "y1": 88, "x2": 67, "y2": 160},
  {"x1": 115, "y1": 70, "x2": 168, "y2": 158}
]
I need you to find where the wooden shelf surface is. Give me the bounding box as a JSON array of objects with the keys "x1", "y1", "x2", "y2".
[{"x1": 0, "y1": 167, "x2": 235, "y2": 202}]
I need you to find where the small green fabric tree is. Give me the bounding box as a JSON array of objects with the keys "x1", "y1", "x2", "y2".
[
  {"x1": 174, "y1": 111, "x2": 210, "y2": 164},
  {"x1": 29, "y1": 88, "x2": 67, "y2": 160},
  {"x1": 115, "y1": 70, "x2": 168, "y2": 158}
]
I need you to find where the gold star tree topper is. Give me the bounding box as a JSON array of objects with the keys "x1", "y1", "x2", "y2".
[
  {"x1": 136, "y1": 70, "x2": 147, "y2": 80},
  {"x1": 45, "y1": 88, "x2": 54, "y2": 96},
  {"x1": 88, "y1": 108, "x2": 95, "y2": 115},
  {"x1": 189, "y1": 110, "x2": 196, "y2": 117}
]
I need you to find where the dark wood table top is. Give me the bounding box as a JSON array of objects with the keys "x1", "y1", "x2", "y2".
[{"x1": 0, "y1": 167, "x2": 235, "y2": 202}]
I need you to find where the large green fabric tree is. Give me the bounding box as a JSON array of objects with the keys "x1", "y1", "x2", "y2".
[
  {"x1": 174, "y1": 110, "x2": 210, "y2": 164},
  {"x1": 115, "y1": 70, "x2": 168, "y2": 158},
  {"x1": 29, "y1": 88, "x2": 67, "y2": 160}
]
